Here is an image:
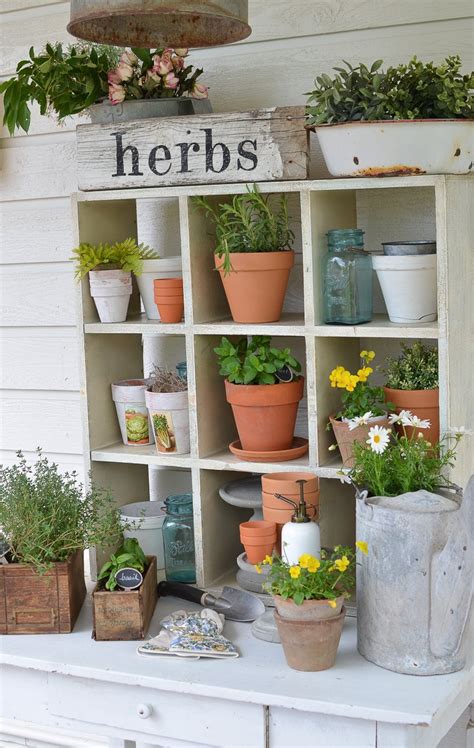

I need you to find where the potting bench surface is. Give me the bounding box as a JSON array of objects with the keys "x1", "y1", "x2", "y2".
[{"x1": 1, "y1": 594, "x2": 472, "y2": 747}]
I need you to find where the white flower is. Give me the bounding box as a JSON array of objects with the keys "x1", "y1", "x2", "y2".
[
  {"x1": 328, "y1": 443, "x2": 338, "y2": 451},
  {"x1": 399, "y1": 410, "x2": 414, "y2": 426},
  {"x1": 338, "y1": 470, "x2": 352, "y2": 485},
  {"x1": 367, "y1": 425, "x2": 391, "y2": 454},
  {"x1": 388, "y1": 412, "x2": 403, "y2": 425},
  {"x1": 410, "y1": 414, "x2": 431, "y2": 429},
  {"x1": 347, "y1": 411, "x2": 373, "y2": 431}
]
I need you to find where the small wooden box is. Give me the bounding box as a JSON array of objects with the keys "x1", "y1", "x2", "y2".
[
  {"x1": 0, "y1": 550, "x2": 86, "y2": 635},
  {"x1": 92, "y1": 555, "x2": 158, "y2": 641}
]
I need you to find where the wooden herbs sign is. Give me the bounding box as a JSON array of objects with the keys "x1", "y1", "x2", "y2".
[{"x1": 76, "y1": 107, "x2": 308, "y2": 190}]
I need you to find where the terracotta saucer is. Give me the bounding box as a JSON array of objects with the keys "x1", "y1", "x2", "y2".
[{"x1": 228, "y1": 437, "x2": 309, "y2": 462}]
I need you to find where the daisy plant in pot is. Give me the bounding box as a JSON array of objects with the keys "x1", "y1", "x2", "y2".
[
  {"x1": 328, "y1": 350, "x2": 391, "y2": 467},
  {"x1": 259, "y1": 545, "x2": 364, "y2": 671},
  {"x1": 193, "y1": 186, "x2": 295, "y2": 323},
  {"x1": 214, "y1": 336, "x2": 305, "y2": 458}
]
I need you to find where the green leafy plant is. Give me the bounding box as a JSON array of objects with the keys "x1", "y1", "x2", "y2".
[
  {"x1": 0, "y1": 42, "x2": 119, "y2": 135},
  {"x1": 261, "y1": 546, "x2": 360, "y2": 606},
  {"x1": 192, "y1": 185, "x2": 295, "y2": 275},
  {"x1": 385, "y1": 342, "x2": 438, "y2": 390},
  {"x1": 0, "y1": 450, "x2": 123, "y2": 574},
  {"x1": 214, "y1": 336, "x2": 301, "y2": 385},
  {"x1": 98, "y1": 537, "x2": 146, "y2": 591},
  {"x1": 71, "y1": 238, "x2": 158, "y2": 280},
  {"x1": 346, "y1": 413, "x2": 462, "y2": 496},
  {"x1": 329, "y1": 350, "x2": 388, "y2": 420},
  {"x1": 306, "y1": 56, "x2": 474, "y2": 125}
]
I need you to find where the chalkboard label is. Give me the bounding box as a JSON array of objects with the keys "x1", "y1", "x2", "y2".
[{"x1": 115, "y1": 567, "x2": 143, "y2": 590}]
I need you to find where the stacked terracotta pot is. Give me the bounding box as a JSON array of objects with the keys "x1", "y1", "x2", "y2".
[
  {"x1": 154, "y1": 278, "x2": 184, "y2": 323},
  {"x1": 239, "y1": 520, "x2": 277, "y2": 564},
  {"x1": 261, "y1": 472, "x2": 319, "y2": 550}
]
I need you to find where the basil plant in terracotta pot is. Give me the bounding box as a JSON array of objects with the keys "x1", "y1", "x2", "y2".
[
  {"x1": 215, "y1": 336, "x2": 304, "y2": 458},
  {"x1": 306, "y1": 55, "x2": 474, "y2": 176},
  {"x1": 384, "y1": 342, "x2": 439, "y2": 445},
  {"x1": 328, "y1": 349, "x2": 390, "y2": 467},
  {"x1": 72, "y1": 238, "x2": 158, "y2": 323},
  {"x1": 193, "y1": 186, "x2": 295, "y2": 323},
  {"x1": 260, "y1": 545, "x2": 361, "y2": 671}
]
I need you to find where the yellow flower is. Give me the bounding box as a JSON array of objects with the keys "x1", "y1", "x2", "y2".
[
  {"x1": 289, "y1": 565, "x2": 301, "y2": 579},
  {"x1": 334, "y1": 556, "x2": 350, "y2": 572},
  {"x1": 307, "y1": 558, "x2": 321, "y2": 573},
  {"x1": 298, "y1": 553, "x2": 313, "y2": 569},
  {"x1": 360, "y1": 350, "x2": 368, "y2": 358},
  {"x1": 367, "y1": 351, "x2": 375, "y2": 360},
  {"x1": 263, "y1": 555, "x2": 273, "y2": 565},
  {"x1": 327, "y1": 599, "x2": 337, "y2": 608},
  {"x1": 356, "y1": 541, "x2": 369, "y2": 555},
  {"x1": 255, "y1": 564, "x2": 262, "y2": 574},
  {"x1": 346, "y1": 374, "x2": 360, "y2": 392}
]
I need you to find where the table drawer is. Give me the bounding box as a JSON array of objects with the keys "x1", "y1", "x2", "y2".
[{"x1": 48, "y1": 674, "x2": 265, "y2": 747}]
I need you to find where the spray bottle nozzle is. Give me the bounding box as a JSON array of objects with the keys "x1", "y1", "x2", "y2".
[{"x1": 274, "y1": 480, "x2": 310, "y2": 523}]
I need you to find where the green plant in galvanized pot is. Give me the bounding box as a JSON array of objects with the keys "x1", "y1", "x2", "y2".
[{"x1": 305, "y1": 55, "x2": 474, "y2": 176}]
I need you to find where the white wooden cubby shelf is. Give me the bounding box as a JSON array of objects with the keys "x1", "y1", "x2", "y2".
[{"x1": 74, "y1": 174, "x2": 473, "y2": 586}]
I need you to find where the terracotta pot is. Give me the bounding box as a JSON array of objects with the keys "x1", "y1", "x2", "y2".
[
  {"x1": 384, "y1": 386, "x2": 439, "y2": 444},
  {"x1": 261, "y1": 472, "x2": 320, "y2": 517},
  {"x1": 154, "y1": 293, "x2": 184, "y2": 323},
  {"x1": 273, "y1": 594, "x2": 344, "y2": 621},
  {"x1": 262, "y1": 505, "x2": 295, "y2": 526},
  {"x1": 154, "y1": 277, "x2": 183, "y2": 290},
  {"x1": 330, "y1": 414, "x2": 389, "y2": 468},
  {"x1": 275, "y1": 608, "x2": 346, "y2": 671},
  {"x1": 240, "y1": 521, "x2": 277, "y2": 564},
  {"x1": 215, "y1": 251, "x2": 294, "y2": 323},
  {"x1": 154, "y1": 287, "x2": 185, "y2": 298},
  {"x1": 225, "y1": 378, "x2": 304, "y2": 452}
]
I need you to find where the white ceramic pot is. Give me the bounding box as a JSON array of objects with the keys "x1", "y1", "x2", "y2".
[
  {"x1": 372, "y1": 254, "x2": 437, "y2": 324},
  {"x1": 145, "y1": 389, "x2": 190, "y2": 454},
  {"x1": 137, "y1": 258, "x2": 182, "y2": 320},
  {"x1": 89, "y1": 269, "x2": 132, "y2": 323},
  {"x1": 314, "y1": 119, "x2": 474, "y2": 177},
  {"x1": 120, "y1": 500, "x2": 166, "y2": 580},
  {"x1": 111, "y1": 379, "x2": 154, "y2": 446}
]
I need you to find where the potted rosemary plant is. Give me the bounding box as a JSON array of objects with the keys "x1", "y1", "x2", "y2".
[
  {"x1": 193, "y1": 186, "x2": 295, "y2": 323},
  {"x1": 0, "y1": 451, "x2": 123, "y2": 635},
  {"x1": 145, "y1": 366, "x2": 190, "y2": 455},
  {"x1": 306, "y1": 56, "x2": 473, "y2": 176},
  {"x1": 259, "y1": 546, "x2": 360, "y2": 671},
  {"x1": 328, "y1": 350, "x2": 390, "y2": 466},
  {"x1": 0, "y1": 43, "x2": 210, "y2": 134},
  {"x1": 72, "y1": 238, "x2": 157, "y2": 323},
  {"x1": 215, "y1": 336, "x2": 305, "y2": 459}
]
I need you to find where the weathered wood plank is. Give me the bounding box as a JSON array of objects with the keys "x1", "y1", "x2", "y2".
[
  {"x1": 0, "y1": 328, "x2": 79, "y2": 390},
  {"x1": 0, "y1": 198, "x2": 73, "y2": 263},
  {"x1": 0, "y1": 264, "x2": 76, "y2": 326},
  {"x1": 76, "y1": 107, "x2": 308, "y2": 191},
  {"x1": 0, "y1": 138, "x2": 77, "y2": 201}
]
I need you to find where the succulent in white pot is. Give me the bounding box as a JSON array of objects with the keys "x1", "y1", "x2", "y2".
[{"x1": 306, "y1": 56, "x2": 473, "y2": 177}]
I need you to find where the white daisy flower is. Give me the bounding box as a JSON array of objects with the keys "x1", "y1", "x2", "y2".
[
  {"x1": 410, "y1": 415, "x2": 431, "y2": 429},
  {"x1": 347, "y1": 411, "x2": 373, "y2": 431},
  {"x1": 399, "y1": 410, "x2": 414, "y2": 426},
  {"x1": 367, "y1": 425, "x2": 391, "y2": 454},
  {"x1": 388, "y1": 412, "x2": 403, "y2": 425},
  {"x1": 338, "y1": 471, "x2": 352, "y2": 485}
]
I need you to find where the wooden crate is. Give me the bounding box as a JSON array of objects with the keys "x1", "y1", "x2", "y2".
[
  {"x1": 92, "y1": 556, "x2": 158, "y2": 641},
  {"x1": 76, "y1": 107, "x2": 308, "y2": 191},
  {"x1": 0, "y1": 550, "x2": 86, "y2": 635}
]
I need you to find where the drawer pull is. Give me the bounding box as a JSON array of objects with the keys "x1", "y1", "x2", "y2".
[{"x1": 137, "y1": 703, "x2": 153, "y2": 719}]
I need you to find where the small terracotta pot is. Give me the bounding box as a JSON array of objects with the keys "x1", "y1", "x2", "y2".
[
  {"x1": 154, "y1": 277, "x2": 183, "y2": 290},
  {"x1": 273, "y1": 594, "x2": 344, "y2": 621},
  {"x1": 275, "y1": 608, "x2": 346, "y2": 671},
  {"x1": 225, "y1": 378, "x2": 304, "y2": 452},
  {"x1": 262, "y1": 505, "x2": 293, "y2": 526},
  {"x1": 384, "y1": 386, "x2": 439, "y2": 445},
  {"x1": 154, "y1": 287, "x2": 185, "y2": 298},
  {"x1": 330, "y1": 414, "x2": 389, "y2": 468},
  {"x1": 154, "y1": 288, "x2": 184, "y2": 323},
  {"x1": 240, "y1": 520, "x2": 277, "y2": 564},
  {"x1": 215, "y1": 250, "x2": 294, "y2": 323},
  {"x1": 261, "y1": 472, "x2": 320, "y2": 518}
]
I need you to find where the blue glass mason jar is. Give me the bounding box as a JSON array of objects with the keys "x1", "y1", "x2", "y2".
[
  {"x1": 323, "y1": 229, "x2": 373, "y2": 324},
  {"x1": 162, "y1": 493, "x2": 196, "y2": 583},
  {"x1": 176, "y1": 361, "x2": 187, "y2": 382}
]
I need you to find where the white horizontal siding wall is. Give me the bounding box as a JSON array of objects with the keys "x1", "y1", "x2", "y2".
[{"x1": 1, "y1": 0, "x2": 473, "y2": 476}]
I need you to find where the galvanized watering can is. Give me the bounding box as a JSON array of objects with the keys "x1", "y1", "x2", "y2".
[{"x1": 356, "y1": 477, "x2": 473, "y2": 675}]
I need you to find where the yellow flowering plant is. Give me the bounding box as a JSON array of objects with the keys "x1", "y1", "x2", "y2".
[
  {"x1": 259, "y1": 545, "x2": 363, "y2": 606},
  {"x1": 329, "y1": 350, "x2": 389, "y2": 421}
]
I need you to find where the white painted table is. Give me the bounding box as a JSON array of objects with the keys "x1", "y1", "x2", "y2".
[{"x1": 0, "y1": 595, "x2": 472, "y2": 748}]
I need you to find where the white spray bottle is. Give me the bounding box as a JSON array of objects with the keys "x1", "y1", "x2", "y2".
[{"x1": 275, "y1": 479, "x2": 321, "y2": 565}]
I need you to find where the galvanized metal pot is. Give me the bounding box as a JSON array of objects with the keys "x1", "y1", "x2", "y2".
[
  {"x1": 382, "y1": 241, "x2": 436, "y2": 256},
  {"x1": 314, "y1": 119, "x2": 473, "y2": 176},
  {"x1": 68, "y1": 0, "x2": 251, "y2": 48},
  {"x1": 89, "y1": 98, "x2": 212, "y2": 125},
  {"x1": 356, "y1": 481, "x2": 473, "y2": 675}
]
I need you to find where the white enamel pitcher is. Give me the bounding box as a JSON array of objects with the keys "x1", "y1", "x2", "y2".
[{"x1": 356, "y1": 477, "x2": 473, "y2": 675}]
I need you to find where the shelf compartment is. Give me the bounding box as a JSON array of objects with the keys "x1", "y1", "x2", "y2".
[
  {"x1": 193, "y1": 312, "x2": 306, "y2": 336},
  {"x1": 91, "y1": 443, "x2": 193, "y2": 468},
  {"x1": 85, "y1": 314, "x2": 186, "y2": 335},
  {"x1": 314, "y1": 315, "x2": 438, "y2": 339},
  {"x1": 199, "y1": 450, "x2": 311, "y2": 474}
]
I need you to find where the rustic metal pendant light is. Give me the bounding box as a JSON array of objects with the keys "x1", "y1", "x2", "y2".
[{"x1": 67, "y1": 0, "x2": 251, "y2": 48}]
